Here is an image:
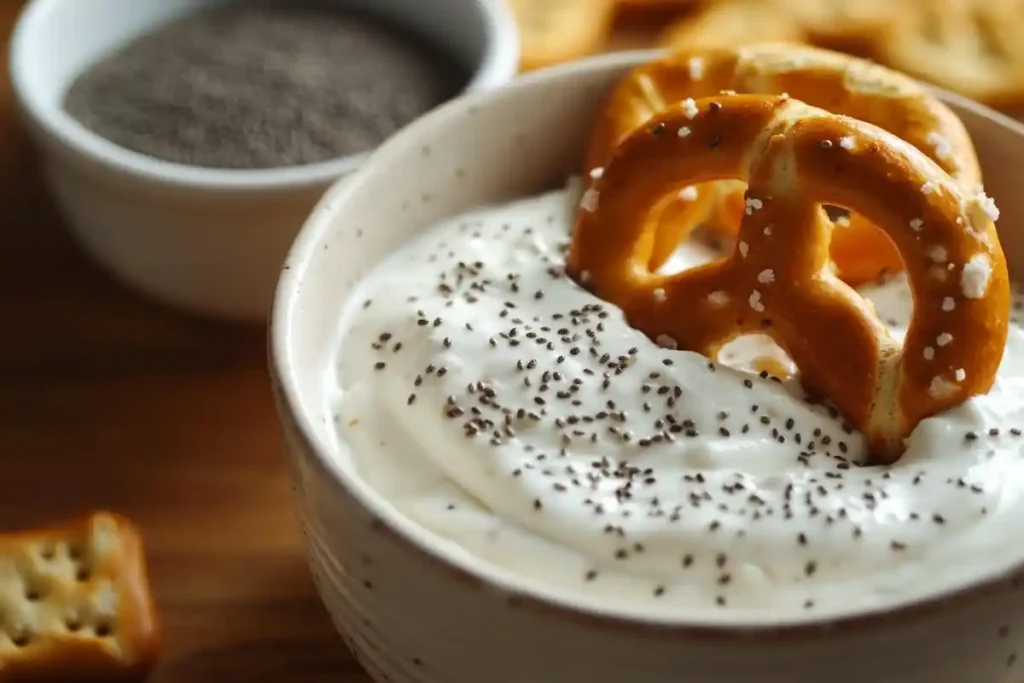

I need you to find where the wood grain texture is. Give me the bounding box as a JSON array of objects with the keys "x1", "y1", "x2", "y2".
[{"x1": 0, "y1": 4, "x2": 366, "y2": 681}]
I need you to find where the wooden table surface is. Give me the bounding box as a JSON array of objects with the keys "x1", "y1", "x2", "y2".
[
  {"x1": 0, "y1": 0, "x2": 678, "y2": 677},
  {"x1": 0, "y1": 5, "x2": 366, "y2": 681}
]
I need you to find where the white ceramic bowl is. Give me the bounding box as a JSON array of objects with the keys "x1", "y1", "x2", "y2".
[
  {"x1": 271, "y1": 51, "x2": 1024, "y2": 682},
  {"x1": 8, "y1": 0, "x2": 518, "y2": 322}
]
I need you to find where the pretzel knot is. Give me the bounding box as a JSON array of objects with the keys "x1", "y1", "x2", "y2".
[
  {"x1": 568, "y1": 94, "x2": 1009, "y2": 463},
  {"x1": 583, "y1": 43, "x2": 982, "y2": 286}
]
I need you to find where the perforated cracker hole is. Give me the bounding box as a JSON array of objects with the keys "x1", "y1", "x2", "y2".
[
  {"x1": 919, "y1": 6, "x2": 945, "y2": 45},
  {"x1": 974, "y1": 11, "x2": 1010, "y2": 61},
  {"x1": 75, "y1": 567, "x2": 91, "y2": 582},
  {"x1": 10, "y1": 630, "x2": 33, "y2": 648},
  {"x1": 95, "y1": 622, "x2": 113, "y2": 638},
  {"x1": 64, "y1": 617, "x2": 82, "y2": 633}
]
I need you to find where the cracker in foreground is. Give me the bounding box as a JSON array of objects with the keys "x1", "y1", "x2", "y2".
[
  {"x1": 508, "y1": 0, "x2": 617, "y2": 72},
  {"x1": 0, "y1": 512, "x2": 160, "y2": 681}
]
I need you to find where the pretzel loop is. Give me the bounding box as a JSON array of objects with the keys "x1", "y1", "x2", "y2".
[
  {"x1": 583, "y1": 43, "x2": 982, "y2": 285},
  {"x1": 569, "y1": 94, "x2": 1009, "y2": 463}
]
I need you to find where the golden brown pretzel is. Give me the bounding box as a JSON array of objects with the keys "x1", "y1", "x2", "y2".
[
  {"x1": 584, "y1": 43, "x2": 983, "y2": 285},
  {"x1": 569, "y1": 94, "x2": 1009, "y2": 463}
]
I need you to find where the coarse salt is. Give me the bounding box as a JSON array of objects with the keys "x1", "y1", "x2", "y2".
[
  {"x1": 926, "y1": 131, "x2": 952, "y2": 161},
  {"x1": 928, "y1": 246, "x2": 948, "y2": 264},
  {"x1": 749, "y1": 290, "x2": 765, "y2": 312},
  {"x1": 688, "y1": 57, "x2": 705, "y2": 81},
  {"x1": 707, "y1": 290, "x2": 730, "y2": 307},
  {"x1": 682, "y1": 98, "x2": 699, "y2": 119},
  {"x1": 974, "y1": 191, "x2": 1000, "y2": 221},
  {"x1": 961, "y1": 253, "x2": 992, "y2": 298},
  {"x1": 928, "y1": 376, "x2": 958, "y2": 399},
  {"x1": 580, "y1": 189, "x2": 599, "y2": 212}
]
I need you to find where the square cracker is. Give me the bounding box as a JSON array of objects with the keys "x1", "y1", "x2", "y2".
[{"x1": 0, "y1": 512, "x2": 160, "y2": 681}]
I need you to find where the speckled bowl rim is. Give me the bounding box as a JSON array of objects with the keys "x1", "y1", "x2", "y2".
[
  {"x1": 270, "y1": 49, "x2": 1024, "y2": 639},
  {"x1": 8, "y1": 0, "x2": 520, "y2": 192}
]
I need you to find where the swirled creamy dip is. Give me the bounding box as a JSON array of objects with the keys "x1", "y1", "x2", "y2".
[{"x1": 327, "y1": 183, "x2": 1024, "y2": 621}]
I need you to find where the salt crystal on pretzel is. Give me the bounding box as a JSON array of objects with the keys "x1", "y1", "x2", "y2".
[
  {"x1": 0, "y1": 511, "x2": 160, "y2": 680},
  {"x1": 583, "y1": 43, "x2": 983, "y2": 286},
  {"x1": 568, "y1": 93, "x2": 1010, "y2": 463}
]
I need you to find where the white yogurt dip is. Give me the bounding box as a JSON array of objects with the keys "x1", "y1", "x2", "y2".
[{"x1": 326, "y1": 183, "x2": 1024, "y2": 622}]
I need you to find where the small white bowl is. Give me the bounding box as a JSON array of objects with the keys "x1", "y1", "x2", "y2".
[
  {"x1": 9, "y1": 0, "x2": 518, "y2": 322},
  {"x1": 271, "y1": 50, "x2": 1024, "y2": 682}
]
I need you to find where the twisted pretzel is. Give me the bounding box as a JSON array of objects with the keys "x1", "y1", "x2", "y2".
[
  {"x1": 569, "y1": 94, "x2": 1009, "y2": 463},
  {"x1": 583, "y1": 43, "x2": 982, "y2": 285}
]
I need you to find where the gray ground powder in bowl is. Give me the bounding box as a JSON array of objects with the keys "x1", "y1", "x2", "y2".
[{"x1": 63, "y1": 2, "x2": 468, "y2": 169}]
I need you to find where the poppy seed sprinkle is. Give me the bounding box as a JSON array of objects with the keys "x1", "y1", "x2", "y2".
[
  {"x1": 331, "y1": 180, "x2": 1024, "y2": 618},
  {"x1": 63, "y1": 3, "x2": 466, "y2": 169}
]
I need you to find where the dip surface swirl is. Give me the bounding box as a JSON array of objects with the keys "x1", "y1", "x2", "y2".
[{"x1": 328, "y1": 185, "x2": 1024, "y2": 621}]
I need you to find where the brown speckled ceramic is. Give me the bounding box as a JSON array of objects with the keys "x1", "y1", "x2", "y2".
[{"x1": 270, "y1": 50, "x2": 1024, "y2": 683}]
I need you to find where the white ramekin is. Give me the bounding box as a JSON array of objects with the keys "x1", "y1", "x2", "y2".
[
  {"x1": 271, "y1": 51, "x2": 1024, "y2": 682},
  {"x1": 8, "y1": 0, "x2": 518, "y2": 322}
]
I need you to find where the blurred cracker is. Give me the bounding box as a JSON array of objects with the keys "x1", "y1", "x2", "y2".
[
  {"x1": 658, "y1": 0, "x2": 807, "y2": 51},
  {"x1": 605, "y1": 18, "x2": 667, "y2": 53},
  {"x1": 614, "y1": 0, "x2": 698, "y2": 22},
  {"x1": 509, "y1": 0, "x2": 618, "y2": 72},
  {"x1": 874, "y1": 0, "x2": 1024, "y2": 109},
  {"x1": 778, "y1": 0, "x2": 900, "y2": 56}
]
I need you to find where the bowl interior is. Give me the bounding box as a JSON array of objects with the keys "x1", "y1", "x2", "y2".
[
  {"x1": 10, "y1": 0, "x2": 512, "y2": 185},
  {"x1": 273, "y1": 50, "x2": 1024, "y2": 625}
]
